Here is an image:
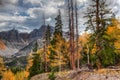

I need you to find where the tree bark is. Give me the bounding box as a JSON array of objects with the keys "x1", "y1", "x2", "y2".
[{"x1": 75, "y1": 0, "x2": 79, "y2": 70}]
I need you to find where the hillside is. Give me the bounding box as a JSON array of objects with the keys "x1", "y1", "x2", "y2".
[{"x1": 31, "y1": 69, "x2": 120, "y2": 80}]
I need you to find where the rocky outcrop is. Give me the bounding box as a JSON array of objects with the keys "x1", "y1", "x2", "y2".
[{"x1": 30, "y1": 69, "x2": 120, "y2": 80}]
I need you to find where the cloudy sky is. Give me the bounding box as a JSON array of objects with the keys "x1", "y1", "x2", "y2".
[{"x1": 0, "y1": 0, "x2": 119, "y2": 33}]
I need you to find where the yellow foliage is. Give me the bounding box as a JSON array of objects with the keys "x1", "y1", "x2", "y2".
[
  {"x1": 78, "y1": 32, "x2": 90, "y2": 54},
  {"x1": 26, "y1": 53, "x2": 33, "y2": 71},
  {"x1": 49, "y1": 35, "x2": 69, "y2": 68},
  {"x1": 79, "y1": 32, "x2": 89, "y2": 47},
  {"x1": 107, "y1": 27, "x2": 114, "y2": 33},
  {"x1": 91, "y1": 44, "x2": 97, "y2": 54},
  {"x1": 2, "y1": 70, "x2": 29, "y2": 80},
  {"x1": 0, "y1": 57, "x2": 6, "y2": 77},
  {"x1": 106, "y1": 18, "x2": 120, "y2": 53},
  {"x1": 2, "y1": 70, "x2": 15, "y2": 80},
  {"x1": 15, "y1": 71, "x2": 29, "y2": 80}
]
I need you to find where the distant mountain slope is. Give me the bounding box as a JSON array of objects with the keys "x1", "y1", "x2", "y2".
[
  {"x1": 0, "y1": 40, "x2": 27, "y2": 57},
  {"x1": 13, "y1": 39, "x2": 44, "y2": 57},
  {"x1": 0, "y1": 25, "x2": 54, "y2": 67},
  {"x1": 29, "y1": 25, "x2": 54, "y2": 41},
  {"x1": 0, "y1": 29, "x2": 23, "y2": 42},
  {"x1": 0, "y1": 25, "x2": 54, "y2": 57}
]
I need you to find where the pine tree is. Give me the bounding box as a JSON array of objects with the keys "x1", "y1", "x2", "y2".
[
  {"x1": 44, "y1": 25, "x2": 51, "y2": 72},
  {"x1": 84, "y1": 0, "x2": 115, "y2": 68},
  {"x1": 29, "y1": 54, "x2": 43, "y2": 78},
  {"x1": 29, "y1": 42, "x2": 44, "y2": 78},
  {"x1": 49, "y1": 10, "x2": 68, "y2": 72},
  {"x1": 32, "y1": 41, "x2": 38, "y2": 52},
  {"x1": 54, "y1": 10, "x2": 63, "y2": 36},
  {"x1": 45, "y1": 25, "x2": 51, "y2": 46},
  {"x1": 51, "y1": 9, "x2": 63, "y2": 47}
]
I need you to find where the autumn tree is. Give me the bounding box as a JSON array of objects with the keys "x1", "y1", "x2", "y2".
[
  {"x1": 0, "y1": 56, "x2": 6, "y2": 79},
  {"x1": 44, "y1": 25, "x2": 51, "y2": 72},
  {"x1": 14, "y1": 70, "x2": 29, "y2": 80},
  {"x1": 79, "y1": 33, "x2": 90, "y2": 64},
  {"x1": 84, "y1": 0, "x2": 115, "y2": 68},
  {"x1": 49, "y1": 10, "x2": 68, "y2": 71},
  {"x1": 28, "y1": 41, "x2": 44, "y2": 78},
  {"x1": 106, "y1": 19, "x2": 120, "y2": 64},
  {"x1": 2, "y1": 70, "x2": 15, "y2": 80}
]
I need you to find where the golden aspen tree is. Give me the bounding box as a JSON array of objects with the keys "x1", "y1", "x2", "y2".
[{"x1": 2, "y1": 70, "x2": 15, "y2": 80}]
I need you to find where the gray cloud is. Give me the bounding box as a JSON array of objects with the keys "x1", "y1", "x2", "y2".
[{"x1": 0, "y1": 0, "x2": 119, "y2": 33}]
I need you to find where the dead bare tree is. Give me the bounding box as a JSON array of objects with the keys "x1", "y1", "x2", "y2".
[
  {"x1": 75, "y1": 0, "x2": 79, "y2": 70},
  {"x1": 67, "y1": 0, "x2": 76, "y2": 70},
  {"x1": 43, "y1": 13, "x2": 48, "y2": 72}
]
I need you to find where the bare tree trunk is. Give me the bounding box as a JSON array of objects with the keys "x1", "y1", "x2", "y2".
[
  {"x1": 86, "y1": 44, "x2": 90, "y2": 65},
  {"x1": 75, "y1": 0, "x2": 79, "y2": 70},
  {"x1": 59, "y1": 52, "x2": 62, "y2": 72},
  {"x1": 44, "y1": 42, "x2": 47, "y2": 72},
  {"x1": 96, "y1": 0, "x2": 101, "y2": 69},
  {"x1": 71, "y1": 0, "x2": 76, "y2": 70},
  {"x1": 43, "y1": 13, "x2": 47, "y2": 72},
  {"x1": 68, "y1": 0, "x2": 76, "y2": 70},
  {"x1": 68, "y1": 0, "x2": 72, "y2": 69}
]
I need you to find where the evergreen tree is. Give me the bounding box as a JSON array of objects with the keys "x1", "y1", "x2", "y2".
[
  {"x1": 45, "y1": 25, "x2": 51, "y2": 46},
  {"x1": 32, "y1": 41, "x2": 38, "y2": 52},
  {"x1": 29, "y1": 42, "x2": 44, "y2": 78},
  {"x1": 54, "y1": 10, "x2": 63, "y2": 36},
  {"x1": 44, "y1": 25, "x2": 51, "y2": 72},
  {"x1": 84, "y1": 0, "x2": 115, "y2": 68},
  {"x1": 49, "y1": 10, "x2": 68, "y2": 71},
  {"x1": 51, "y1": 9, "x2": 63, "y2": 48}
]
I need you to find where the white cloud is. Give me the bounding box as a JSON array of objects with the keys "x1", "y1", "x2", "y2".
[
  {"x1": 9, "y1": 23, "x2": 32, "y2": 33},
  {"x1": 0, "y1": 15, "x2": 27, "y2": 22},
  {"x1": 47, "y1": 0, "x2": 65, "y2": 7},
  {"x1": 23, "y1": 0, "x2": 43, "y2": 5},
  {"x1": 24, "y1": 0, "x2": 65, "y2": 7},
  {"x1": 46, "y1": 17, "x2": 52, "y2": 22},
  {"x1": 0, "y1": 0, "x2": 120, "y2": 33},
  {"x1": 9, "y1": 0, "x2": 18, "y2": 4},
  {"x1": 27, "y1": 7, "x2": 58, "y2": 18},
  {"x1": 0, "y1": 22, "x2": 31, "y2": 33},
  {"x1": 0, "y1": 22, "x2": 8, "y2": 27},
  {"x1": 77, "y1": 0, "x2": 87, "y2": 3}
]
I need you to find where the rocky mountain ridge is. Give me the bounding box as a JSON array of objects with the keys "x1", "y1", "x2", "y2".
[{"x1": 0, "y1": 25, "x2": 54, "y2": 57}]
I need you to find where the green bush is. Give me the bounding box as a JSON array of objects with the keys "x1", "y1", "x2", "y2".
[{"x1": 48, "y1": 71, "x2": 56, "y2": 80}]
